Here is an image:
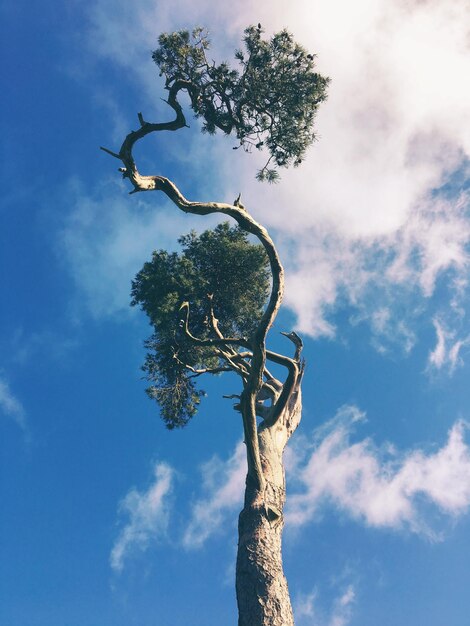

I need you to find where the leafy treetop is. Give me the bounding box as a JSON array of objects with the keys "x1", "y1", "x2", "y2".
[
  {"x1": 131, "y1": 223, "x2": 270, "y2": 428},
  {"x1": 152, "y1": 25, "x2": 329, "y2": 181}
]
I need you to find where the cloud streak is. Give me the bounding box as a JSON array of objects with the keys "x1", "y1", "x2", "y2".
[
  {"x1": 295, "y1": 583, "x2": 356, "y2": 626},
  {"x1": 110, "y1": 461, "x2": 174, "y2": 572},
  {"x1": 427, "y1": 317, "x2": 470, "y2": 374},
  {"x1": 182, "y1": 442, "x2": 246, "y2": 549},
  {"x1": 0, "y1": 376, "x2": 27, "y2": 433}
]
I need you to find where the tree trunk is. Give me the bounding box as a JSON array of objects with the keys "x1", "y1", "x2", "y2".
[{"x1": 236, "y1": 384, "x2": 302, "y2": 626}]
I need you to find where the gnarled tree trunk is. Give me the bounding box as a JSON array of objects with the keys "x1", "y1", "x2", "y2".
[{"x1": 237, "y1": 380, "x2": 302, "y2": 626}]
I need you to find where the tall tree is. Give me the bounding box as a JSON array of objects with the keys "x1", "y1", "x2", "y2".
[{"x1": 102, "y1": 25, "x2": 329, "y2": 626}]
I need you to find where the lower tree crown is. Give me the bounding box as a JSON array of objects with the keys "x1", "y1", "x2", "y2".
[{"x1": 131, "y1": 222, "x2": 270, "y2": 428}]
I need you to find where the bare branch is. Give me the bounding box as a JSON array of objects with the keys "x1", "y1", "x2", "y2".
[
  {"x1": 179, "y1": 301, "x2": 249, "y2": 350},
  {"x1": 265, "y1": 349, "x2": 296, "y2": 371},
  {"x1": 280, "y1": 331, "x2": 304, "y2": 362},
  {"x1": 220, "y1": 351, "x2": 250, "y2": 381},
  {"x1": 171, "y1": 347, "x2": 230, "y2": 378},
  {"x1": 264, "y1": 339, "x2": 304, "y2": 428},
  {"x1": 99, "y1": 146, "x2": 121, "y2": 159},
  {"x1": 178, "y1": 302, "x2": 251, "y2": 382},
  {"x1": 187, "y1": 365, "x2": 232, "y2": 377}
]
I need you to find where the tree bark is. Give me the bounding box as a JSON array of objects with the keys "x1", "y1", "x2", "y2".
[{"x1": 236, "y1": 381, "x2": 302, "y2": 626}]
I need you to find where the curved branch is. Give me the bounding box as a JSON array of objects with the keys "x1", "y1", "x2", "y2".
[
  {"x1": 264, "y1": 333, "x2": 304, "y2": 427},
  {"x1": 172, "y1": 349, "x2": 232, "y2": 378},
  {"x1": 205, "y1": 295, "x2": 250, "y2": 378},
  {"x1": 187, "y1": 366, "x2": 232, "y2": 378},
  {"x1": 100, "y1": 80, "x2": 190, "y2": 163},
  {"x1": 179, "y1": 301, "x2": 249, "y2": 349},
  {"x1": 280, "y1": 331, "x2": 303, "y2": 362},
  {"x1": 103, "y1": 100, "x2": 285, "y2": 491},
  {"x1": 206, "y1": 293, "x2": 224, "y2": 339},
  {"x1": 177, "y1": 302, "x2": 249, "y2": 382}
]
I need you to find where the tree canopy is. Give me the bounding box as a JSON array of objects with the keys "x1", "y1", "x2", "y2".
[
  {"x1": 152, "y1": 25, "x2": 329, "y2": 181},
  {"x1": 131, "y1": 223, "x2": 270, "y2": 428}
]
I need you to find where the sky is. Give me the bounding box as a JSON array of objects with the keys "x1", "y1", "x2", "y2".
[{"x1": 1, "y1": 0, "x2": 470, "y2": 625}]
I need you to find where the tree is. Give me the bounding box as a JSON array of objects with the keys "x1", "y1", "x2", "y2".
[{"x1": 102, "y1": 25, "x2": 329, "y2": 626}]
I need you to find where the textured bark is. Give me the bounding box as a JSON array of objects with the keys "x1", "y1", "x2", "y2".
[{"x1": 236, "y1": 381, "x2": 302, "y2": 626}]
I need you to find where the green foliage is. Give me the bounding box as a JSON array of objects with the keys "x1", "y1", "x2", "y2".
[
  {"x1": 152, "y1": 25, "x2": 329, "y2": 180},
  {"x1": 131, "y1": 223, "x2": 270, "y2": 428}
]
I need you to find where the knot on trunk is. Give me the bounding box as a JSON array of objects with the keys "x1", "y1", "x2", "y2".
[{"x1": 265, "y1": 504, "x2": 282, "y2": 526}]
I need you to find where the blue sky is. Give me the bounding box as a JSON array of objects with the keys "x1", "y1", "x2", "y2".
[{"x1": 1, "y1": 1, "x2": 470, "y2": 625}]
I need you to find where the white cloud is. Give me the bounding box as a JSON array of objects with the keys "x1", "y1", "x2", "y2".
[
  {"x1": 110, "y1": 461, "x2": 174, "y2": 572},
  {"x1": 295, "y1": 588, "x2": 317, "y2": 621},
  {"x1": 295, "y1": 584, "x2": 356, "y2": 626},
  {"x1": 0, "y1": 376, "x2": 27, "y2": 433},
  {"x1": 4, "y1": 328, "x2": 79, "y2": 366},
  {"x1": 428, "y1": 317, "x2": 470, "y2": 373},
  {"x1": 279, "y1": 187, "x2": 469, "y2": 339},
  {"x1": 182, "y1": 442, "x2": 246, "y2": 549},
  {"x1": 287, "y1": 406, "x2": 470, "y2": 535},
  {"x1": 80, "y1": 0, "x2": 470, "y2": 346},
  {"x1": 386, "y1": 193, "x2": 470, "y2": 297},
  {"x1": 108, "y1": 404, "x2": 470, "y2": 567},
  {"x1": 330, "y1": 585, "x2": 355, "y2": 626},
  {"x1": 110, "y1": 444, "x2": 245, "y2": 570},
  {"x1": 174, "y1": 404, "x2": 470, "y2": 547},
  {"x1": 58, "y1": 178, "x2": 220, "y2": 319}
]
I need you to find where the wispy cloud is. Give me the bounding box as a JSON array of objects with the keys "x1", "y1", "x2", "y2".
[
  {"x1": 331, "y1": 586, "x2": 356, "y2": 626},
  {"x1": 110, "y1": 461, "x2": 174, "y2": 572},
  {"x1": 3, "y1": 327, "x2": 79, "y2": 366},
  {"x1": 287, "y1": 406, "x2": 470, "y2": 535},
  {"x1": 427, "y1": 317, "x2": 470, "y2": 374},
  {"x1": 182, "y1": 442, "x2": 246, "y2": 549},
  {"x1": 57, "y1": 179, "x2": 217, "y2": 319},
  {"x1": 295, "y1": 583, "x2": 356, "y2": 626},
  {"x1": 295, "y1": 588, "x2": 318, "y2": 621},
  {"x1": 0, "y1": 376, "x2": 28, "y2": 434}
]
